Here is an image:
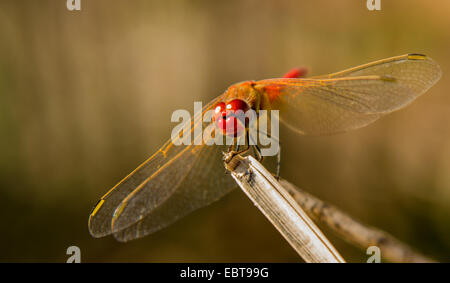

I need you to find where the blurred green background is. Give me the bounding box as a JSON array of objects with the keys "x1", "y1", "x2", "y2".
[{"x1": 0, "y1": 0, "x2": 449, "y2": 262}]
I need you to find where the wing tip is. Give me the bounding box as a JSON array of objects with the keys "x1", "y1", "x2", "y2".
[
  {"x1": 87, "y1": 220, "x2": 107, "y2": 238},
  {"x1": 406, "y1": 53, "x2": 442, "y2": 84},
  {"x1": 88, "y1": 199, "x2": 113, "y2": 238}
]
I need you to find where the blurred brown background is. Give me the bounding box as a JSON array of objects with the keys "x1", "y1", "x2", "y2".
[{"x1": 0, "y1": 0, "x2": 449, "y2": 262}]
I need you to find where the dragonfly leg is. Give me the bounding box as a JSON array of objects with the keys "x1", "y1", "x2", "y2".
[
  {"x1": 224, "y1": 144, "x2": 237, "y2": 159},
  {"x1": 223, "y1": 131, "x2": 252, "y2": 171},
  {"x1": 251, "y1": 128, "x2": 281, "y2": 180},
  {"x1": 248, "y1": 130, "x2": 262, "y2": 162},
  {"x1": 234, "y1": 130, "x2": 250, "y2": 155},
  {"x1": 223, "y1": 144, "x2": 237, "y2": 173},
  {"x1": 275, "y1": 142, "x2": 281, "y2": 180},
  {"x1": 252, "y1": 144, "x2": 263, "y2": 162}
]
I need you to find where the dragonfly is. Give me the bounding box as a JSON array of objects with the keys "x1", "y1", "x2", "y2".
[{"x1": 89, "y1": 54, "x2": 441, "y2": 242}]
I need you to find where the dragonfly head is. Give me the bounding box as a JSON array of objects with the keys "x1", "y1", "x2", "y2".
[{"x1": 213, "y1": 99, "x2": 249, "y2": 138}]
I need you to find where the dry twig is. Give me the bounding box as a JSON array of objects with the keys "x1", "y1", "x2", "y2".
[
  {"x1": 225, "y1": 154, "x2": 345, "y2": 263},
  {"x1": 280, "y1": 179, "x2": 436, "y2": 263}
]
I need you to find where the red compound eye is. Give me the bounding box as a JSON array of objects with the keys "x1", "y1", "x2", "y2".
[
  {"x1": 226, "y1": 99, "x2": 249, "y2": 113},
  {"x1": 213, "y1": 99, "x2": 249, "y2": 137},
  {"x1": 212, "y1": 102, "x2": 226, "y2": 122}
]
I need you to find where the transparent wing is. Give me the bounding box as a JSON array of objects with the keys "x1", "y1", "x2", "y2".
[
  {"x1": 112, "y1": 143, "x2": 234, "y2": 242},
  {"x1": 311, "y1": 54, "x2": 439, "y2": 80},
  {"x1": 88, "y1": 95, "x2": 236, "y2": 240},
  {"x1": 112, "y1": 135, "x2": 279, "y2": 242},
  {"x1": 256, "y1": 54, "x2": 441, "y2": 135}
]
